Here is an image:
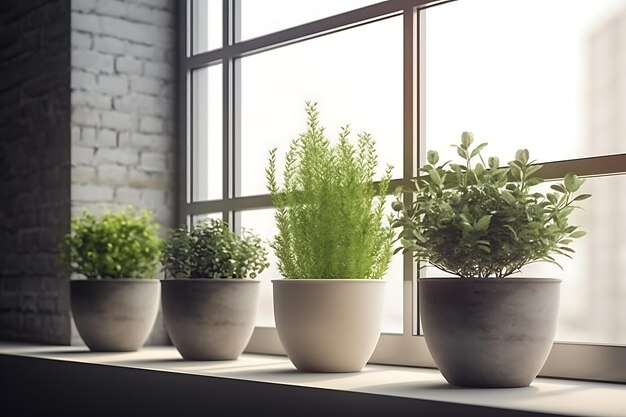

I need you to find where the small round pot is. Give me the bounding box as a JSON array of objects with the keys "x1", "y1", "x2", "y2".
[
  {"x1": 419, "y1": 277, "x2": 561, "y2": 388},
  {"x1": 71, "y1": 279, "x2": 160, "y2": 352},
  {"x1": 273, "y1": 279, "x2": 385, "y2": 373},
  {"x1": 161, "y1": 279, "x2": 260, "y2": 360}
]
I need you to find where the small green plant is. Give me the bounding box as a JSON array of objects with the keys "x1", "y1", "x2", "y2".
[
  {"x1": 392, "y1": 132, "x2": 590, "y2": 278},
  {"x1": 60, "y1": 206, "x2": 162, "y2": 279},
  {"x1": 162, "y1": 218, "x2": 269, "y2": 279},
  {"x1": 266, "y1": 101, "x2": 394, "y2": 279}
]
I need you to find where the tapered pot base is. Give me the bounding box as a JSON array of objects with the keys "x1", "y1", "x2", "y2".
[
  {"x1": 273, "y1": 279, "x2": 385, "y2": 373},
  {"x1": 162, "y1": 279, "x2": 260, "y2": 361},
  {"x1": 419, "y1": 278, "x2": 561, "y2": 388},
  {"x1": 71, "y1": 279, "x2": 160, "y2": 352}
]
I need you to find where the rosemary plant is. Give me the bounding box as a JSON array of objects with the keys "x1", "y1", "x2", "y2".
[{"x1": 266, "y1": 102, "x2": 394, "y2": 279}]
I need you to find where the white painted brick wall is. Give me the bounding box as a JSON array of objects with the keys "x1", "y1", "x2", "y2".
[{"x1": 94, "y1": 36, "x2": 125, "y2": 55}]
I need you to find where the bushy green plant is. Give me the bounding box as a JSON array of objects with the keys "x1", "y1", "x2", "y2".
[
  {"x1": 266, "y1": 101, "x2": 394, "y2": 279},
  {"x1": 162, "y1": 218, "x2": 269, "y2": 279},
  {"x1": 392, "y1": 132, "x2": 590, "y2": 278},
  {"x1": 60, "y1": 206, "x2": 162, "y2": 279}
]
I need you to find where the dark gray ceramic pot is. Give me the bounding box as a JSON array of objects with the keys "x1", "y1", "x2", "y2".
[
  {"x1": 161, "y1": 279, "x2": 260, "y2": 361},
  {"x1": 419, "y1": 277, "x2": 561, "y2": 388},
  {"x1": 71, "y1": 279, "x2": 160, "y2": 352}
]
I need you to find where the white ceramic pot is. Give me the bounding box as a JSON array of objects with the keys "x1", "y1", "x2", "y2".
[
  {"x1": 162, "y1": 279, "x2": 260, "y2": 360},
  {"x1": 420, "y1": 277, "x2": 561, "y2": 387},
  {"x1": 71, "y1": 279, "x2": 160, "y2": 352},
  {"x1": 272, "y1": 279, "x2": 385, "y2": 372}
]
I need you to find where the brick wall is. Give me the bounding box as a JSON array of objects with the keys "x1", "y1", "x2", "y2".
[
  {"x1": 0, "y1": 0, "x2": 72, "y2": 344},
  {"x1": 70, "y1": 0, "x2": 178, "y2": 344},
  {"x1": 70, "y1": 0, "x2": 177, "y2": 228},
  {"x1": 0, "y1": 0, "x2": 178, "y2": 345}
]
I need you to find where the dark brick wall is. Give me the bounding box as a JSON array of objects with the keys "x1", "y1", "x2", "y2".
[
  {"x1": 0, "y1": 0, "x2": 72, "y2": 344},
  {"x1": 0, "y1": 0, "x2": 178, "y2": 346}
]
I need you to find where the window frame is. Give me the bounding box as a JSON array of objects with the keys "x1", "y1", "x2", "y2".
[{"x1": 180, "y1": 0, "x2": 626, "y2": 383}]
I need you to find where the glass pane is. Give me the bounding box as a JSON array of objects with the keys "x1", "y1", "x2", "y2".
[
  {"x1": 192, "y1": 0, "x2": 222, "y2": 54},
  {"x1": 240, "y1": 206, "x2": 403, "y2": 333},
  {"x1": 382, "y1": 195, "x2": 403, "y2": 334},
  {"x1": 524, "y1": 175, "x2": 626, "y2": 345},
  {"x1": 239, "y1": 208, "x2": 279, "y2": 327},
  {"x1": 192, "y1": 65, "x2": 222, "y2": 201},
  {"x1": 238, "y1": 17, "x2": 402, "y2": 197},
  {"x1": 423, "y1": 0, "x2": 626, "y2": 163},
  {"x1": 421, "y1": 174, "x2": 626, "y2": 345},
  {"x1": 192, "y1": 212, "x2": 222, "y2": 226},
  {"x1": 239, "y1": 0, "x2": 383, "y2": 41}
]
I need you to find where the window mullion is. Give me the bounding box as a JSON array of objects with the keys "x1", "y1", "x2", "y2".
[
  {"x1": 402, "y1": 6, "x2": 418, "y2": 337},
  {"x1": 223, "y1": 0, "x2": 236, "y2": 228}
]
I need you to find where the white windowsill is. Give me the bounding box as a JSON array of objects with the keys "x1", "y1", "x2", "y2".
[{"x1": 1, "y1": 343, "x2": 625, "y2": 417}]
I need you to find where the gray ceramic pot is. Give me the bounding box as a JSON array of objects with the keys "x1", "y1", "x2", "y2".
[
  {"x1": 419, "y1": 277, "x2": 561, "y2": 388},
  {"x1": 71, "y1": 279, "x2": 160, "y2": 352},
  {"x1": 273, "y1": 279, "x2": 385, "y2": 373},
  {"x1": 161, "y1": 279, "x2": 260, "y2": 360}
]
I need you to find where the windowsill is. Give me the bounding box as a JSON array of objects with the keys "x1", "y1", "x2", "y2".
[{"x1": 1, "y1": 343, "x2": 625, "y2": 417}]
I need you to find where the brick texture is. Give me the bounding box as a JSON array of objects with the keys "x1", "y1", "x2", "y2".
[
  {"x1": 71, "y1": 0, "x2": 176, "y2": 231},
  {"x1": 0, "y1": 0, "x2": 72, "y2": 344}
]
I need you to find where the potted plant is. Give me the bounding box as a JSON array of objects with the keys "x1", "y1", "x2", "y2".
[
  {"x1": 161, "y1": 218, "x2": 268, "y2": 360},
  {"x1": 392, "y1": 132, "x2": 590, "y2": 387},
  {"x1": 60, "y1": 206, "x2": 162, "y2": 352},
  {"x1": 266, "y1": 102, "x2": 394, "y2": 372}
]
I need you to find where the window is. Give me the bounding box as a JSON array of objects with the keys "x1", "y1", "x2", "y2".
[{"x1": 182, "y1": 0, "x2": 626, "y2": 382}]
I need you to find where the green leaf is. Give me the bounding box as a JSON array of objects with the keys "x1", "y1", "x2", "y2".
[
  {"x1": 508, "y1": 162, "x2": 522, "y2": 179},
  {"x1": 525, "y1": 177, "x2": 543, "y2": 187},
  {"x1": 478, "y1": 244, "x2": 491, "y2": 253},
  {"x1": 501, "y1": 190, "x2": 516, "y2": 205},
  {"x1": 461, "y1": 131, "x2": 474, "y2": 148},
  {"x1": 569, "y1": 230, "x2": 587, "y2": 239},
  {"x1": 428, "y1": 168, "x2": 442, "y2": 186},
  {"x1": 427, "y1": 150, "x2": 439, "y2": 165},
  {"x1": 470, "y1": 142, "x2": 488, "y2": 158},
  {"x1": 515, "y1": 149, "x2": 529, "y2": 165},
  {"x1": 475, "y1": 215, "x2": 492, "y2": 231},
  {"x1": 572, "y1": 193, "x2": 592, "y2": 202},
  {"x1": 551, "y1": 183, "x2": 567, "y2": 193},
  {"x1": 488, "y1": 156, "x2": 500, "y2": 170},
  {"x1": 564, "y1": 173, "x2": 582, "y2": 193},
  {"x1": 525, "y1": 165, "x2": 542, "y2": 177}
]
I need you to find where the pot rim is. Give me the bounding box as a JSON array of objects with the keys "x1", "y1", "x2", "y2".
[
  {"x1": 272, "y1": 278, "x2": 385, "y2": 283},
  {"x1": 161, "y1": 278, "x2": 259, "y2": 283},
  {"x1": 418, "y1": 277, "x2": 562, "y2": 283},
  {"x1": 70, "y1": 278, "x2": 159, "y2": 283}
]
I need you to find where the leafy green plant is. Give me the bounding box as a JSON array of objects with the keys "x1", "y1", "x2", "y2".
[
  {"x1": 266, "y1": 101, "x2": 394, "y2": 279},
  {"x1": 162, "y1": 218, "x2": 269, "y2": 279},
  {"x1": 60, "y1": 206, "x2": 162, "y2": 279},
  {"x1": 392, "y1": 132, "x2": 590, "y2": 278}
]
